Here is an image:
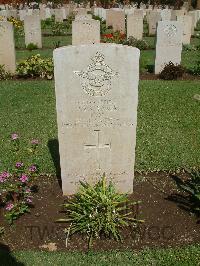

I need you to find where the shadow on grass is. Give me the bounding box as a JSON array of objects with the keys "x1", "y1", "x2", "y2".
[
  {"x1": 0, "y1": 243, "x2": 24, "y2": 266},
  {"x1": 48, "y1": 139, "x2": 62, "y2": 188}
]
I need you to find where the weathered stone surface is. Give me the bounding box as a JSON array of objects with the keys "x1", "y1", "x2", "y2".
[
  {"x1": 72, "y1": 19, "x2": 100, "y2": 45},
  {"x1": 148, "y1": 10, "x2": 161, "y2": 35},
  {"x1": 55, "y1": 9, "x2": 63, "y2": 22},
  {"x1": 75, "y1": 14, "x2": 92, "y2": 20},
  {"x1": 177, "y1": 15, "x2": 192, "y2": 44},
  {"x1": 127, "y1": 12, "x2": 143, "y2": 40},
  {"x1": 76, "y1": 8, "x2": 88, "y2": 15},
  {"x1": 161, "y1": 9, "x2": 171, "y2": 21},
  {"x1": 106, "y1": 9, "x2": 125, "y2": 33},
  {"x1": 155, "y1": 21, "x2": 183, "y2": 74},
  {"x1": 0, "y1": 21, "x2": 16, "y2": 73},
  {"x1": 53, "y1": 44, "x2": 140, "y2": 195},
  {"x1": 188, "y1": 11, "x2": 198, "y2": 34},
  {"x1": 171, "y1": 9, "x2": 185, "y2": 20},
  {"x1": 24, "y1": 15, "x2": 42, "y2": 48}
]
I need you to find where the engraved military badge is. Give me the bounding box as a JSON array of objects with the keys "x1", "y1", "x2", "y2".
[
  {"x1": 74, "y1": 52, "x2": 118, "y2": 97},
  {"x1": 164, "y1": 25, "x2": 177, "y2": 37}
]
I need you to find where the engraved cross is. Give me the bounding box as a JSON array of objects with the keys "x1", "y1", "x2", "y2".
[{"x1": 84, "y1": 130, "x2": 111, "y2": 171}]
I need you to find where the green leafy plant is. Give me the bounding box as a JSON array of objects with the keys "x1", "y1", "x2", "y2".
[
  {"x1": 187, "y1": 61, "x2": 200, "y2": 76},
  {"x1": 0, "y1": 65, "x2": 12, "y2": 80},
  {"x1": 0, "y1": 134, "x2": 39, "y2": 224},
  {"x1": 0, "y1": 227, "x2": 4, "y2": 237},
  {"x1": 183, "y1": 44, "x2": 197, "y2": 51},
  {"x1": 159, "y1": 62, "x2": 185, "y2": 80},
  {"x1": 53, "y1": 40, "x2": 61, "y2": 49},
  {"x1": 17, "y1": 54, "x2": 54, "y2": 80},
  {"x1": 52, "y1": 21, "x2": 67, "y2": 36},
  {"x1": 26, "y1": 43, "x2": 38, "y2": 51},
  {"x1": 174, "y1": 170, "x2": 200, "y2": 215},
  {"x1": 123, "y1": 36, "x2": 149, "y2": 50},
  {"x1": 58, "y1": 174, "x2": 143, "y2": 249}
]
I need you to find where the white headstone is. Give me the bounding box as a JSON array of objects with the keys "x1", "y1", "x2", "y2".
[
  {"x1": 75, "y1": 14, "x2": 92, "y2": 20},
  {"x1": 53, "y1": 44, "x2": 140, "y2": 195},
  {"x1": 19, "y1": 10, "x2": 27, "y2": 21},
  {"x1": 161, "y1": 9, "x2": 171, "y2": 21},
  {"x1": 55, "y1": 9, "x2": 63, "y2": 22},
  {"x1": 72, "y1": 19, "x2": 100, "y2": 45},
  {"x1": 188, "y1": 11, "x2": 198, "y2": 34},
  {"x1": 127, "y1": 12, "x2": 143, "y2": 40},
  {"x1": 148, "y1": 10, "x2": 161, "y2": 35},
  {"x1": 177, "y1": 15, "x2": 192, "y2": 44},
  {"x1": 106, "y1": 9, "x2": 125, "y2": 33},
  {"x1": 45, "y1": 8, "x2": 51, "y2": 19},
  {"x1": 0, "y1": 21, "x2": 16, "y2": 73},
  {"x1": 155, "y1": 21, "x2": 183, "y2": 74},
  {"x1": 24, "y1": 15, "x2": 42, "y2": 48},
  {"x1": 171, "y1": 9, "x2": 185, "y2": 20}
]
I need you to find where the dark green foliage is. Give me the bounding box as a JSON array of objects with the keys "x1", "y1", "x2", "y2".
[
  {"x1": 174, "y1": 170, "x2": 200, "y2": 214},
  {"x1": 159, "y1": 62, "x2": 185, "y2": 80},
  {"x1": 187, "y1": 61, "x2": 200, "y2": 76},
  {"x1": 26, "y1": 43, "x2": 38, "y2": 51},
  {"x1": 58, "y1": 175, "x2": 143, "y2": 249},
  {"x1": 123, "y1": 37, "x2": 149, "y2": 50}
]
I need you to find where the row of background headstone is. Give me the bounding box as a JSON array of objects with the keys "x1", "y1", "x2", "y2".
[{"x1": 0, "y1": 7, "x2": 200, "y2": 75}]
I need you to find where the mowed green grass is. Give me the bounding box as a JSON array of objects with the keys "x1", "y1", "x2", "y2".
[
  {"x1": 0, "y1": 79, "x2": 199, "y2": 174},
  {"x1": 0, "y1": 245, "x2": 200, "y2": 266}
]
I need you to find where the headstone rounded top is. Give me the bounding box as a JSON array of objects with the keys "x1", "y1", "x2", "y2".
[{"x1": 53, "y1": 43, "x2": 140, "y2": 57}]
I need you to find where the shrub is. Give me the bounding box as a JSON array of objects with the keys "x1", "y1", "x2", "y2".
[
  {"x1": 187, "y1": 61, "x2": 200, "y2": 76},
  {"x1": 159, "y1": 62, "x2": 185, "y2": 80},
  {"x1": 183, "y1": 44, "x2": 197, "y2": 51},
  {"x1": 41, "y1": 17, "x2": 55, "y2": 29},
  {"x1": 0, "y1": 134, "x2": 39, "y2": 224},
  {"x1": 174, "y1": 170, "x2": 200, "y2": 215},
  {"x1": 58, "y1": 174, "x2": 143, "y2": 249},
  {"x1": 26, "y1": 43, "x2": 38, "y2": 50},
  {"x1": 0, "y1": 65, "x2": 12, "y2": 80},
  {"x1": 17, "y1": 54, "x2": 54, "y2": 80},
  {"x1": 123, "y1": 36, "x2": 149, "y2": 50},
  {"x1": 52, "y1": 22, "x2": 67, "y2": 36},
  {"x1": 53, "y1": 40, "x2": 61, "y2": 49}
]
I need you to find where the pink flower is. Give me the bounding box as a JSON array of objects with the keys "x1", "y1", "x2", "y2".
[
  {"x1": 0, "y1": 171, "x2": 9, "y2": 183},
  {"x1": 26, "y1": 198, "x2": 32, "y2": 203},
  {"x1": 11, "y1": 133, "x2": 19, "y2": 140},
  {"x1": 0, "y1": 175, "x2": 5, "y2": 183},
  {"x1": 31, "y1": 139, "x2": 39, "y2": 145},
  {"x1": 19, "y1": 174, "x2": 29, "y2": 183},
  {"x1": 5, "y1": 203, "x2": 14, "y2": 211},
  {"x1": 28, "y1": 165, "x2": 37, "y2": 172},
  {"x1": 25, "y1": 188, "x2": 31, "y2": 193},
  {"x1": 16, "y1": 162, "x2": 23, "y2": 168}
]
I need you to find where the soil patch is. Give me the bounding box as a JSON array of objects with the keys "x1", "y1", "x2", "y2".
[{"x1": 0, "y1": 173, "x2": 199, "y2": 252}]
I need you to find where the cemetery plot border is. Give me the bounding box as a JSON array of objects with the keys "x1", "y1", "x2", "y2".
[{"x1": 0, "y1": 173, "x2": 199, "y2": 251}]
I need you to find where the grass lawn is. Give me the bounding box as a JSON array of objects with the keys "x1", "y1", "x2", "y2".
[
  {"x1": 0, "y1": 79, "x2": 199, "y2": 174},
  {"x1": 0, "y1": 245, "x2": 200, "y2": 266}
]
